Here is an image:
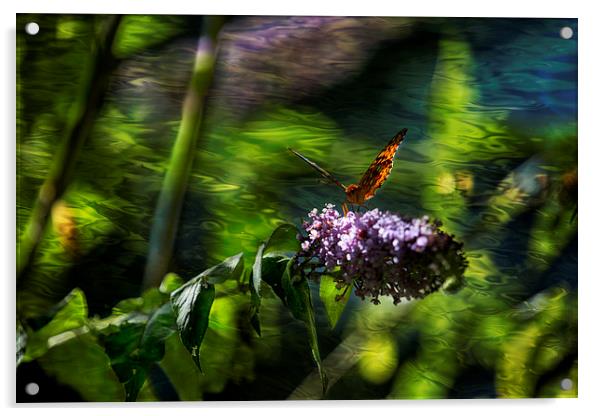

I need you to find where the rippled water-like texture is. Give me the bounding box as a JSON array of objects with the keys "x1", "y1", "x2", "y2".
[{"x1": 17, "y1": 15, "x2": 577, "y2": 400}]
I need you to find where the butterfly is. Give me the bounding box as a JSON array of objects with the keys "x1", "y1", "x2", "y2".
[{"x1": 289, "y1": 128, "x2": 408, "y2": 215}]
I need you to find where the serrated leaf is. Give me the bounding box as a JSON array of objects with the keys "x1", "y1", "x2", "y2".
[
  {"x1": 281, "y1": 258, "x2": 328, "y2": 394},
  {"x1": 170, "y1": 277, "x2": 215, "y2": 371},
  {"x1": 319, "y1": 277, "x2": 351, "y2": 329},
  {"x1": 199, "y1": 252, "x2": 244, "y2": 285}
]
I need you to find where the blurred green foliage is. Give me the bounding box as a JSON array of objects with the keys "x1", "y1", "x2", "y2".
[{"x1": 17, "y1": 14, "x2": 577, "y2": 401}]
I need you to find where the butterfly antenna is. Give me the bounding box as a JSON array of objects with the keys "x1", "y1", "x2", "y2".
[{"x1": 288, "y1": 147, "x2": 347, "y2": 191}]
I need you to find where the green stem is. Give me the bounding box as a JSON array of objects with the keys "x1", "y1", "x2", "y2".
[
  {"x1": 17, "y1": 15, "x2": 122, "y2": 280},
  {"x1": 142, "y1": 17, "x2": 224, "y2": 290}
]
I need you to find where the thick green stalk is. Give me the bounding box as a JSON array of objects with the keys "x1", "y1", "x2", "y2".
[
  {"x1": 17, "y1": 15, "x2": 122, "y2": 280},
  {"x1": 142, "y1": 17, "x2": 224, "y2": 290}
]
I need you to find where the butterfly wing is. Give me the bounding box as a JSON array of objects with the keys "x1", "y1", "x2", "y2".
[
  {"x1": 356, "y1": 128, "x2": 408, "y2": 200},
  {"x1": 288, "y1": 148, "x2": 347, "y2": 191}
]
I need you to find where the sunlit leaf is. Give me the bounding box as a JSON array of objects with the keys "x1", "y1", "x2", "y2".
[
  {"x1": 16, "y1": 322, "x2": 27, "y2": 366},
  {"x1": 319, "y1": 277, "x2": 351, "y2": 329},
  {"x1": 160, "y1": 273, "x2": 184, "y2": 294},
  {"x1": 252, "y1": 242, "x2": 266, "y2": 296},
  {"x1": 37, "y1": 333, "x2": 125, "y2": 401},
  {"x1": 112, "y1": 288, "x2": 167, "y2": 315},
  {"x1": 23, "y1": 288, "x2": 88, "y2": 362},
  {"x1": 198, "y1": 252, "x2": 244, "y2": 284}
]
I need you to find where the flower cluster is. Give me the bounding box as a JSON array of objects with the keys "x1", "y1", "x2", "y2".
[{"x1": 297, "y1": 204, "x2": 467, "y2": 304}]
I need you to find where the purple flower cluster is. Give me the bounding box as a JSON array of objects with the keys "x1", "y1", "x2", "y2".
[{"x1": 298, "y1": 204, "x2": 467, "y2": 304}]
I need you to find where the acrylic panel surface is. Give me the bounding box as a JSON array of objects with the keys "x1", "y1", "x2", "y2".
[{"x1": 16, "y1": 15, "x2": 577, "y2": 402}]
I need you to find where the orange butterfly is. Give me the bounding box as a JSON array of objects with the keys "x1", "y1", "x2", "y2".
[{"x1": 289, "y1": 128, "x2": 408, "y2": 215}]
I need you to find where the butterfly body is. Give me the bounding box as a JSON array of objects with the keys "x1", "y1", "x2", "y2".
[{"x1": 290, "y1": 128, "x2": 408, "y2": 215}]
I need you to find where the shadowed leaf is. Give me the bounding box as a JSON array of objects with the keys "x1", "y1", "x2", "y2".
[
  {"x1": 281, "y1": 257, "x2": 328, "y2": 394},
  {"x1": 100, "y1": 303, "x2": 176, "y2": 401},
  {"x1": 170, "y1": 277, "x2": 216, "y2": 371},
  {"x1": 250, "y1": 224, "x2": 301, "y2": 335}
]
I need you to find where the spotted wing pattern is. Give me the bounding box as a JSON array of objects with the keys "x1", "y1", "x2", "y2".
[
  {"x1": 356, "y1": 128, "x2": 407, "y2": 201},
  {"x1": 288, "y1": 148, "x2": 347, "y2": 191}
]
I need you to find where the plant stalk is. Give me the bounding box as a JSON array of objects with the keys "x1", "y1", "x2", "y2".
[{"x1": 142, "y1": 17, "x2": 224, "y2": 290}]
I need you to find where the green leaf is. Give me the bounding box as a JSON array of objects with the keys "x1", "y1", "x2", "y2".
[
  {"x1": 249, "y1": 242, "x2": 266, "y2": 336},
  {"x1": 249, "y1": 284, "x2": 262, "y2": 337},
  {"x1": 23, "y1": 288, "x2": 88, "y2": 362},
  {"x1": 263, "y1": 223, "x2": 301, "y2": 257},
  {"x1": 319, "y1": 277, "x2": 351, "y2": 329},
  {"x1": 249, "y1": 224, "x2": 300, "y2": 335},
  {"x1": 252, "y1": 243, "x2": 266, "y2": 294},
  {"x1": 281, "y1": 258, "x2": 328, "y2": 394},
  {"x1": 17, "y1": 322, "x2": 27, "y2": 366},
  {"x1": 101, "y1": 322, "x2": 147, "y2": 401},
  {"x1": 160, "y1": 273, "x2": 184, "y2": 294},
  {"x1": 198, "y1": 252, "x2": 244, "y2": 285},
  {"x1": 37, "y1": 333, "x2": 125, "y2": 401},
  {"x1": 253, "y1": 224, "x2": 300, "y2": 292},
  {"x1": 112, "y1": 288, "x2": 167, "y2": 315},
  {"x1": 100, "y1": 303, "x2": 176, "y2": 401},
  {"x1": 140, "y1": 303, "x2": 177, "y2": 362},
  {"x1": 260, "y1": 254, "x2": 289, "y2": 302},
  {"x1": 246, "y1": 265, "x2": 261, "y2": 337},
  {"x1": 159, "y1": 333, "x2": 204, "y2": 401},
  {"x1": 170, "y1": 277, "x2": 216, "y2": 371}
]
